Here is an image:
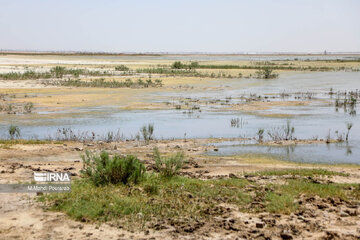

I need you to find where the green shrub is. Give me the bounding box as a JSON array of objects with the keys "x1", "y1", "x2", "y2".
[
  {"x1": 153, "y1": 147, "x2": 184, "y2": 177},
  {"x1": 115, "y1": 65, "x2": 129, "y2": 71},
  {"x1": 171, "y1": 61, "x2": 198, "y2": 69},
  {"x1": 255, "y1": 67, "x2": 278, "y2": 79},
  {"x1": 80, "y1": 151, "x2": 146, "y2": 186},
  {"x1": 50, "y1": 66, "x2": 66, "y2": 78},
  {"x1": 172, "y1": 61, "x2": 185, "y2": 69},
  {"x1": 189, "y1": 61, "x2": 199, "y2": 69}
]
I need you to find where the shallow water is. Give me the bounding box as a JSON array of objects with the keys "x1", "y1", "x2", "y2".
[
  {"x1": 1, "y1": 71, "x2": 360, "y2": 164},
  {"x1": 207, "y1": 141, "x2": 360, "y2": 165}
]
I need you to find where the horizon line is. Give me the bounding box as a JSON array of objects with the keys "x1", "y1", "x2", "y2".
[{"x1": 1, "y1": 50, "x2": 360, "y2": 56}]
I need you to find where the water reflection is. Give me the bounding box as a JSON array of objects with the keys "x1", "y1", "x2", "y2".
[
  {"x1": 208, "y1": 141, "x2": 358, "y2": 165},
  {"x1": 346, "y1": 144, "x2": 352, "y2": 155}
]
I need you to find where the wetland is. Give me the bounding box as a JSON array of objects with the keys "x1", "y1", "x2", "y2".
[{"x1": 1, "y1": 53, "x2": 360, "y2": 240}]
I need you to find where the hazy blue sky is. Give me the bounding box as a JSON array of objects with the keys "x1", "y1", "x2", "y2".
[{"x1": 0, "y1": 0, "x2": 359, "y2": 53}]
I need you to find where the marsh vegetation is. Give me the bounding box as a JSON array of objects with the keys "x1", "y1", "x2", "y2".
[
  {"x1": 0, "y1": 66, "x2": 112, "y2": 80},
  {"x1": 171, "y1": 61, "x2": 359, "y2": 72},
  {"x1": 39, "y1": 150, "x2": 360, "y2": 233},
  {"x1": 44, "y1": 78, "x2": 163, "y2": 88}
]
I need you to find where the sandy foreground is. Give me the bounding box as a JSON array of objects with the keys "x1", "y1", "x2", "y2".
[{"x1": 0, "y1": 139, "x2": 359, "y2": 240}]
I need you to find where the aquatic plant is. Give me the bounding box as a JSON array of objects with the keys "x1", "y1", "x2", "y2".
[
  {"x1": 268, "y1": 120, "x2": 295, "y2": 141},
  {"x1": 257, "y1": 128, "x2": 264, "y2": 143},
  {"x1": 140, "y1": 123, "x2": 154, "y2": 143},
  {"x1": 230, "y1": 118, "x2": 240, "y2": 128},
  {"x1": 346, "y1": 122, "x2": 353, "y2": 142},
  {"x1": 106, "y1": 131, "x2": 113, "y2": 143},
  {"x1": 284, "y1": 120, "x2": 295, "y2": 140},
  {"x1": 349, "y1": 109, "x2": 356, "y2": 116},
  {"x1": 230, "y1": 117, "x2": 247, "y2": 128},
  {"x1": 8, "y1": 125, "x2": 21, "y2": 140},
  {"x1": 335, "y1": 130, "x2": 344, "y2": 142},
  {"x1": 49, "y1": 127, "x2": 125, "y2": 142},
  {"x1": 334, "y1": 93, "x2": 357, "y2": 116},
  {"x1": 326, "y1": 130, "x2": 331, "y2": 144}
]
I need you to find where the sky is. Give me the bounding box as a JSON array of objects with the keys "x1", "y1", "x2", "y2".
[{"x1": 0, "y1": 0, "x2": 359, "y2": 53}]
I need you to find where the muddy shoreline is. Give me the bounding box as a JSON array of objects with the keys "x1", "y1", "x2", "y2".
[{"x1": 0, "y1": 139, "x2": 359, "y2": 239}]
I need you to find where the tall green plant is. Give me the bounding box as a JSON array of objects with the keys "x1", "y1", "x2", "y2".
[
  {"x1": 80, "y1": 151, "x2": 146, "y2": 186},
  {"x1": 153, "y1": 147, "x2": 184, "y2": 178}
]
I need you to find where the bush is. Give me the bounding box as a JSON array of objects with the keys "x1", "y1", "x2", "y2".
[
  {"x1": 50, "y1": 66, "x2": 66, "y2": 78},
  {"x1": 80, "y1": 151, "x2": 146, "y2": 186},
  {"x1": 189, "y1": 62, "x2": 199, "y2": 69},
  {"x1": 115, "y1": 65, "x2": 129, "y2": 71},
  {"x1": 172, "y1": 61, "x2": 185, "y2": 69},
  {"x1": 153, "y1": 147, "x2": 184, "y2": 177},
  {"x1": 255, "y1": 67, "x2": 278, "y2": 79}
]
